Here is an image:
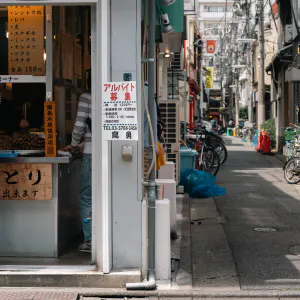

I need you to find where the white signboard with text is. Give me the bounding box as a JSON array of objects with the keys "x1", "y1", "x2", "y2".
[{"x1": 102, "y1": 81, "x2": 138, "y2": 141}]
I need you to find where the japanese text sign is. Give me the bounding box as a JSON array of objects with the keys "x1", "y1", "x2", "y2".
[
  {"x1": 206, "y1": 67, "x2": 214, "y2": 89},
  {"x1": 8, "y1": 6, "x2": 45, "y2": 76},
  {"x1": 0, "y1": 163, "x2": 52, "y2": 200},
  {"x1": 102, "y1": 81, "x2": 138, "y2": 141},
  {"x1": 44, "y1": 101, "x2": 57, "y2": 157}
]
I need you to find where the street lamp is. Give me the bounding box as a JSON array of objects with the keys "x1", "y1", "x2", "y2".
[{"x1": 161, "y1": 11, "x2": 174, "y2": 33}]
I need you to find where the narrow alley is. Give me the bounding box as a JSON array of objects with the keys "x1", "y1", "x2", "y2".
[{"x1": 186, "y1": 136, "x2": 300, "y2": 292}]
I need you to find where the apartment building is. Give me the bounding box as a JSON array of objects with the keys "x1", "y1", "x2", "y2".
[{"x1": 198, "y1": 0, "x2": 233, "y2": 118}]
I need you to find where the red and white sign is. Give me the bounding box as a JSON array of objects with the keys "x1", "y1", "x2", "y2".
[
  {"x1": 206, "y1": 40, "x2": 217, "y2": 54},
  {"x1": 271, "y1": 0, "x2": 279, "y2": 19},
  {"x1": 102, "y1": 81, "x2": 138, "y2": 141}
]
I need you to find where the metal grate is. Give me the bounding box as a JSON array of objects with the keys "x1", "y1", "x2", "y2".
[{"x1": 159, "y1": 101, "x2": 180, "y2": 183}]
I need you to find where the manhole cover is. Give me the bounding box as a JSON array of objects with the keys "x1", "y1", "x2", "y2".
[
  {"x1": 289, "y1": 245, "x2": 300, "y2": 256},
  {"x1": 254, "y1": 227, "x2": 276, "y2": 232}
]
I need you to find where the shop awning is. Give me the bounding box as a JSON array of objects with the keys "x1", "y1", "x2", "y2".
[
  {"x1": 142, "y1": 0, "x2": 184, "y2": 42},
  {"x1": 266, "y1": 44, "x2": 293, "y2": 72}
]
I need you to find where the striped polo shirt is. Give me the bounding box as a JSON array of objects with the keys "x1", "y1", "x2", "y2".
[{"x1": 71, "y1": 93, "x2": 92, "y2": 154}]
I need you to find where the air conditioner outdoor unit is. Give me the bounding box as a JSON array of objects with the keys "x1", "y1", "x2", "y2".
[
  {"x1": 284, "y1": 24, "x2": 293, "y2": 43},
  {"x1": 158, "y1": 100, "x2": 180, "y2": 185},
  {"x1": 278, "y1": 31, "x2": 284, "y2": 48}
]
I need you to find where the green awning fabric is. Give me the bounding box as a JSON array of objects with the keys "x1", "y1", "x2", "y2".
[
  {"x1": 157, "y1": 0, "x2": 184, "y2": 33},
  {"x1": 142, "y1": 0, "x2": 184, "y2": 41}
]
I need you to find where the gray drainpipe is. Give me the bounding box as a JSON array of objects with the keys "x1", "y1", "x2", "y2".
[
  {"x1": 126, "y1": 182, "x2": 157, "y2": 290},
  {"x1": 126, "y1": 0, "x2": 157, "y2": 290}
]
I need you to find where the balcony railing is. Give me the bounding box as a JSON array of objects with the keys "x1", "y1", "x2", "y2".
[{"x1": 199, "y1": 11, "x2": 233, "y2": 20}]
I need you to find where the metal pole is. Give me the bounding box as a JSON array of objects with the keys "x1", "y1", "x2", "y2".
[
  {"x1": 148, "y1": 0, "x2": 157, "y2": 182},
  {"x1": 249, "y1": 47, "x2": 254, "y2": 123},
  {"x1": 229, "y1": 86, "x2": 233, "y2": 119},
  {"x1": 235, "y1": 76, "x2": 240, "y2": 126},
  {"x1": 46, "y1": 6, "x2": 53, "y2": 101},
  {"x1": 183, "y1": 70, "x2": 187, "y2": 143},
  {"x1": 257, "y1": 0, "x2": 265, "y2": 125}
]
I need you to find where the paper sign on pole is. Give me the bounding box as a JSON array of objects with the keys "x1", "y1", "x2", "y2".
[{"x1": 102, "y1": 81, "x2": 138, "y2": 141}]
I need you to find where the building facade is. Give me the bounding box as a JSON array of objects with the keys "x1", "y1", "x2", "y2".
[{"x1": 198, "y1": 0, "x2": 233, "y2": 120}]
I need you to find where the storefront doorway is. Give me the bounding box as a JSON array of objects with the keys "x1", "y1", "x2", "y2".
[{"x1": 0, "y1": 0, "x2": 108, "y2": 273}]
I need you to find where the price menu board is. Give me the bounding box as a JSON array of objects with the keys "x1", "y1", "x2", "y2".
[{"x1": 8, "y1": 6, "x2": 45, "y2": 76}]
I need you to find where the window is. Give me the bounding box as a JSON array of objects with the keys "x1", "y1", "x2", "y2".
[
  {"x1": 203, "y1": 6, "x2": 226, "y2": 12},
  {"x1": 204, "y1": 23, "x2": 222, "y2": 37}
]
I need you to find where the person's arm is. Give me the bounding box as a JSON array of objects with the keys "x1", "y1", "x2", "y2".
[{"x1": 71, "y1": 94, "x2": 90, "y2": 148}]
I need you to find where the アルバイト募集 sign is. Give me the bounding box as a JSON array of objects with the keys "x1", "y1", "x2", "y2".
[{"x1": 102, "y1": 81, "x2": 138, "y2": 141}]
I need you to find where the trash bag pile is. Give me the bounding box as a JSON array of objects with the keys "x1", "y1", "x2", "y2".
[{"x1": 180, "y1": 169, "x2": 226, "y2": 198}]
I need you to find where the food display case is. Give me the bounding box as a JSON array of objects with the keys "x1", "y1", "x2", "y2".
[{"x1": 0, "y1": 132, "x2": 82, "y2": 257}]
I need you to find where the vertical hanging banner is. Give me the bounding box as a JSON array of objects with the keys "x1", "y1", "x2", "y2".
[
  {"x1": 44, "y1": 101, "x2": 57, "y2": 157},
  {"x1": 102, "y1": 82, "x2": 138, "y2": 141},
  {"x1": 206, "y1": 40, "x2": 217, "y2": 54},
  {"x1": 8, "y1": 6, "x2": 45, "y2": 76},
  {"x1": 206, "y1": 67, "x2": 214, "y2": 89}
]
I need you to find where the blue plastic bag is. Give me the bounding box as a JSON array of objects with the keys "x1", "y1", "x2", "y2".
[{"x1": 180, "y1": 169, "x2": 226, "y2": 198}]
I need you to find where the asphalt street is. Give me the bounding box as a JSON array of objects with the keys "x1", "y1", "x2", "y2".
[{"x1": 215, "y1": 137, "x2": 300, "y2": 290}]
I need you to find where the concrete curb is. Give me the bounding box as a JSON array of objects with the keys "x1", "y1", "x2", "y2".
[{"x1": 4, "y1": 287, "x2": 300, "y2": 298}]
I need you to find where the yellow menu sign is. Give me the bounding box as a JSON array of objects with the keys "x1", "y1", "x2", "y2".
[{"x1": 8, "y1": 6, "x2": 45, "y2": 76}]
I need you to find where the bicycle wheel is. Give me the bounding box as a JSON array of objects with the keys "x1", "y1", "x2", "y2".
[
  {"x1": 202, "y1": 148, "x2": 220, "y2": 177},
  {"x1": 284, "y1": 157, "x2": 300, "y2": 184},
  {"x1": 214, "y1": 142, "x2": 228, "y2": 165}
]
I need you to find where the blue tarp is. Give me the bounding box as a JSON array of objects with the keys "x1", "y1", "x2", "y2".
[{"x1": 180, "y1": 169, "x2": 226, "y2": 198}]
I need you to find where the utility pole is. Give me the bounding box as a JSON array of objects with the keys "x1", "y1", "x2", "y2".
[
  {"x1": 257, "y1": 0, "x2": 265, "y2": 125},
  {"x1": 235, "y1": 74, "x2": 240, "y2": 126},
  {"x1": 248, "y1": 46, "x2": 254, "y2": 123}
]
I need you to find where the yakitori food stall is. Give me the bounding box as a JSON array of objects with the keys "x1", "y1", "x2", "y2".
[{"x1": 0, "y1": 4, "x2": 91, "y2": 258}]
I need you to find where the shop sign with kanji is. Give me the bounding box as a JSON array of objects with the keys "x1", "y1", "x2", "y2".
[
  {"x1": 44, "y1": 101, "x2": 57, "y2": 157},
  {"x1": 0, "y1": 163, "x2": 52, "y2": 200},
  {"x1": 102, "y1": 81, "x2": 138, "y2": 141}
]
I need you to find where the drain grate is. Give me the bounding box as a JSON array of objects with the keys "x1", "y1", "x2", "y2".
[{"x1": 254, "y1": 227, "x2": 276, "y2": 232}]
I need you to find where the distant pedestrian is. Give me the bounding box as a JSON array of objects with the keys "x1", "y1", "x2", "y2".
[{"x1": 228, "y1": 118, "x2": 234, "y2": 128}]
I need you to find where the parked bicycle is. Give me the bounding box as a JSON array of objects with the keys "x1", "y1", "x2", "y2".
[
  {"x1": 188, "y1": 125, "x2": 228, "y2": 165},
  {"x1": 283, "y1": 123, "x2": 300, "y2": 184}
]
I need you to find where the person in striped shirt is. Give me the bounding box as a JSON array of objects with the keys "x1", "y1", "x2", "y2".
[{"x1": 65, "y1": 70, "x2": 92, "y2": 253}]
